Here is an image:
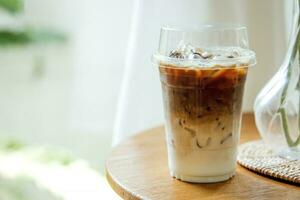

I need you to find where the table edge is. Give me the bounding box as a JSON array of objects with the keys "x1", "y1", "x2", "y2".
[{"x1": 106, "y1": 164, "x2": 142, "y2": 200}]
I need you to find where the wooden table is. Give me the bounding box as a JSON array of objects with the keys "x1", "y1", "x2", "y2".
[{"x1": 106, "y1": 113, "x2": 300, "y2": 199}]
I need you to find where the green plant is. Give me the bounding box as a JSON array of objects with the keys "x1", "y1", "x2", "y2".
[
  {"x1": 0, "y1": 0, "x2": 23, "y2": 14},
  {"x1": 0, "y1": 0, "x2": 67, "y2": 47},
  {"x1": 0, "y1": 28, "x2": 66, "y2": 46}
]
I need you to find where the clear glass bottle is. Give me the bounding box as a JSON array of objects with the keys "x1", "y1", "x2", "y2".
[{"x1": 254, "y1": 0, "x2": 300, "y2": 159}]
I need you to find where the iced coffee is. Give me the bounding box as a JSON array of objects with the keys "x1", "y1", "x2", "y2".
[{"x1": 154, "y1": 33, "x2": 256, "y2": 182}]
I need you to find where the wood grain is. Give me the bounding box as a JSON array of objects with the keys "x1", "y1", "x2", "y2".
[{"x1": 105, "y1": 113, "x2": 300, "y2": 200}]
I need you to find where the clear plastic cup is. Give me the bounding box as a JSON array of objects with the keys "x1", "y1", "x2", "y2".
[{"x1": 153, "y1": 25, "x2": 256, "y2": 183}]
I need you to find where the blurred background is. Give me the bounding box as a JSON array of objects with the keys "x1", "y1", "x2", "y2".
[{"x1": 0, "y1": 0, "x2": 294, "y2": 199}]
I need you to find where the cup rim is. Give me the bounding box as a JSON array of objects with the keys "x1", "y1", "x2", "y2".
[
  {"x1": 154, "y1": 24, "x2": 256, "y2": 67},
  {"x1": 152, "y1": 48, "x2": 256, "y2": 68},
  {"x1": 161, "y1": 24, "x2": 247, "y2": 33}
]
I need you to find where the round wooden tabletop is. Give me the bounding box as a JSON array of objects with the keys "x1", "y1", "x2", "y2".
[{"x1": 105, "y1": 114, "x2": 300, "y2": 200}]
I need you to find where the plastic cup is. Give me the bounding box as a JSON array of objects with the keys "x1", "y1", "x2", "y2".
[{"x1": 153, "y1": 25, "x2": 256, "y2": 183}]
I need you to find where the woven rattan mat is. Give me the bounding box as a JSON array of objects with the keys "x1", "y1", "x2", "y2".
[{"x1": 238, "y1": 140, "x2": 300, "y2": 184}]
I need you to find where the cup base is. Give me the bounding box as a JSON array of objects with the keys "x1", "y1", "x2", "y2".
[{"x1": 170, "y1": 171, "x2": 235, "y2": 183}]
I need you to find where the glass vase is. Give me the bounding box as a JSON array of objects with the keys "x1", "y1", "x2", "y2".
[{"x1": 254, "y1": 0, "x2": 300, "y2": 159}]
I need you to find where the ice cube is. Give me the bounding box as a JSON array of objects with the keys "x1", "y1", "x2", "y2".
[
  {"x1": 189, "y1": 53, "x2": 202, "y2": 59},
  {"x1": 169, "y1": 41, "x2": 196, "y2": 59},
  {"x1": 225, "y1": 49, "x2": 240, "y2": 58},
  {"x1": 169, "y1": 50, "x2": 184, "y2": 58},
  {"x1": 200, "y1": 51, "x2": 213, "y2": 59}
]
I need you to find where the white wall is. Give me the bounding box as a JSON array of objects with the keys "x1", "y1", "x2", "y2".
[{"x1": 0, "y1": 0, "x2": 134, "y2": 169}]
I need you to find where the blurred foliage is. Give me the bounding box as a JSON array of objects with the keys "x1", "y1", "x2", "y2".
[
  {"x1": 0, "y1": 0, "x2": 23, "y2": 14},
  {"x1": 36, "y1": 148, "x2": 75, "y2": 166},
  {"x1": 0, "y1": 28, "x2": 67, "y2": 47},
  {"x1": 4, "y1": 140, "x2": 25, "y2": 151},
  {"x1": 0, "y1": 138, "x2": 25, "y2": 152},
  {"x1": 0, "y1": 138, "x2": 75, "y2": 165},
  {"x1": 0, "y1": 0, "x2": 67, "y2": 47},
  {"x1": 0, "y1": 176, "x2": 62, "y2": 200}
]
